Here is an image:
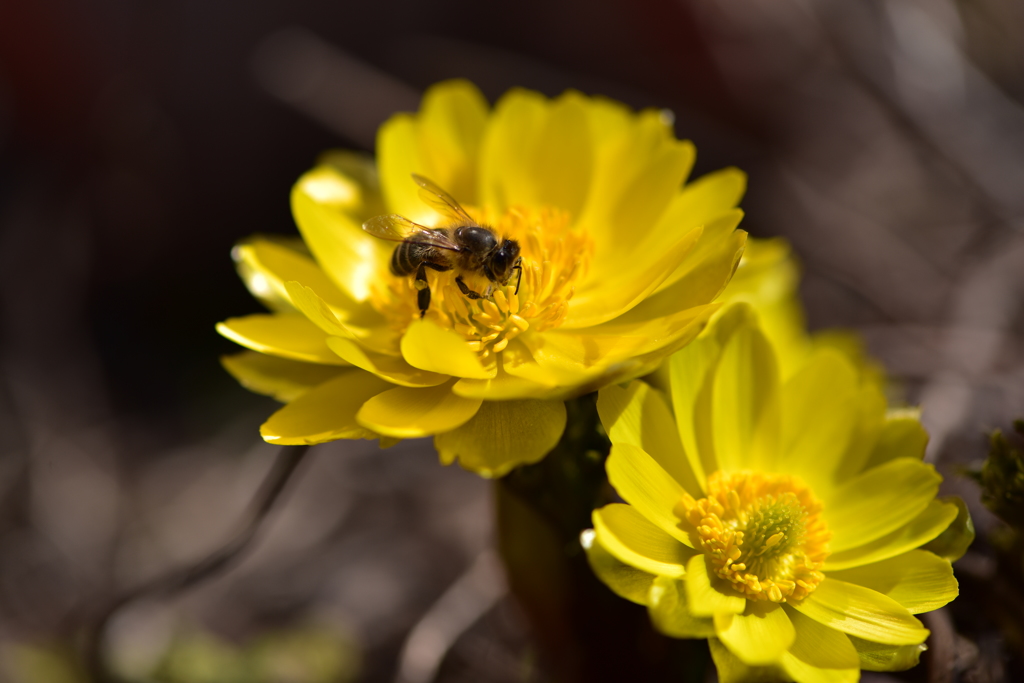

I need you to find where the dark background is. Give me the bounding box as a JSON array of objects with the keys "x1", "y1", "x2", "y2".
[{"x1": 1, "y1": 0, "x2": 1022, "y2": 681}]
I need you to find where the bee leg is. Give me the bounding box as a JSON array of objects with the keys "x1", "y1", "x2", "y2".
[
  {"x1": 415, "y1": 263, "x2": 431, "y2": 317},
  {"x1": 455, "y1": 275, "x2": 484, "y2": 300}
]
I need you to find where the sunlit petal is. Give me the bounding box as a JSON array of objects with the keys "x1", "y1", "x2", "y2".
[
  {"x1": 434, "y1": 399, "x2": 565, "y2": 477},
  {"x1": 685, "y1": 555, "x2": 746, "y2": 617},
  {"x1": 648, "y1": 575, "x2": 716, "y2": 638},
  {"x1": 714, "y1": 602, "x2": 795, "y2": 666},
  {"x1": 828, "y1": 550, "x2": 957, "y2": 614},
  {"x1": 356, "y1": 381, "x2": 482, "y2": 438},
  {"x1": 827, "y1": 459, "x2": 942, "y2": 553},
  {"x1": 792, "y1": 578, "x2": 929, "y2": 646},
  {"x1": 217, "y1": 314, "x2": 347, "y2": 365},
  {"x1": 260, "y1": 370, "x2": 391, "y2": 444},
  {"x1": 606, "y1": 444, "x2": 693, "y2": 547},
  {"x1": 825, "y1": 499, "x2": 959, "y2": 570},
  {"x1": 401, "y1": 319, "x2": 495, "y2": 379},
  {"x1": 597, "y1": 381, "x2": 702, "y2": 496},
  {"x1": 582, "y1": 529, "x2": 656, "y2": 606},
  {"x1": 593, "y1": 504, "x2": 695, "y2": 578},
  {"x1": 221, "y1": 351, "x2": 349, "y2": 402}
]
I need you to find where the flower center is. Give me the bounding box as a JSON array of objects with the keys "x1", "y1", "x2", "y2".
[
  {"x1": 369, "y1": 206, "x2": 592, "y2": 362},
  {"x1": 676, "y1": 471, "x2": 831, "y2": 603}
]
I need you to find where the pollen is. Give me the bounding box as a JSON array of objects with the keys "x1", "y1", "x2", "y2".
[
  {"x1": 677, "y1": 471, "x2": 831, "y2": 603},
  {"x1": 370, "y1": 205, "x2": 592, "y2": 363}
]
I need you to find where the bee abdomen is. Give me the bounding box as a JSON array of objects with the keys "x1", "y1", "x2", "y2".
[{"x1": 391, "y1": 243, "x2": 418, "y2": 276}]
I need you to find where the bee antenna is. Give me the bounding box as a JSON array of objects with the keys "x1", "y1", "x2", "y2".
[{"x1": 513, "y1": 260, "x2": 523, "y2": 295}]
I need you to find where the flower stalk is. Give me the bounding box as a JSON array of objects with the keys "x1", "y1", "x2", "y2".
[{"x1": 495, "y1": 394, "x2": 710, "y2": 681}]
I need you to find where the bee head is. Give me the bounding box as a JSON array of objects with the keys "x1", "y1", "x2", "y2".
[{"x1": 491, "y1": 239, "x2": 522, "y2": 284}]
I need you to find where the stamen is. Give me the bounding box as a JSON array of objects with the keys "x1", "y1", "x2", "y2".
[{"x1": 679, "y1": 471, "x2": 831, "y2": 603}]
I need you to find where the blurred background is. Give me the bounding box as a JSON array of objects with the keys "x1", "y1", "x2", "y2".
[{"x1": 1, "y1": 0, "x2": 1023, "y2": 681}]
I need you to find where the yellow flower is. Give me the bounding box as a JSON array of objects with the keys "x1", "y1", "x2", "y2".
[
  {"x1": 586, "y1": 304, "x2": 968, "y2": 682},
  {"x1": 217, "y1": 80, "x2": 748, "y2": 476}
]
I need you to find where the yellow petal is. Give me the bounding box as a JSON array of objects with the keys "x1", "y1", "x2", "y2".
[
  {"x1": 516, "y1": 303, "x2": 716, "y2": 388},
  {"x1": 830, "y1": 384, "x2": 888, "y2": 484},
  {"x1": 669, "y1": 167, "x2": 747, "y2": 247},
  {"x1": 778, "y1": 657, "x2": 859, "y2": 683},
  {"x1": 709, "y1": 638, "x2": 784, "y2": 683},
  {"x1": 848, "y1": 636, "x2": 925, "y2": 672},
  {"x1": 479, "y1": 87, "x2": 598, "y2": 214},
  {"x1": 451, "y1": 366, "x2": 566, "y2": 401},
  {"x1": 606, "y1": 443, "x2": 693, "y2": 547},
  {"x1": 217, "y1": 314, "x2": 347, "y2": 365},
  {"x1": 717, "y1": 237, "x2": 810, "y2": 379},
  {"x1": 415, "y1": 79, "x2": 489, "y2": 205},
  {"x1": 231, "y1": 237, "x2": 302, "y2": 313},
  {"x1": 529, "y1": 91, "x2": 593, "y2": 219},
  {"x1": 434, "y1": 399, "x2": 566, "y2": 477},
  {"x1": 825, "y1": 499, "x2": 959, "y2": 570},
  {"x1": 863, "y1": 414, "x2": 929, "y2": 469},
  {"x1": 592, "y1": 503, "x2": 695, "y2": 578},
  {"x1": 584, "y1": 95, "x2": 632, "y2": 144},
  {"x1": 326, "y1": 336, "x2": 447, "y2": 387},
  {"x1": 483, "y1": 89, "x2": 597, "y2": 215},
  {"x1": 642, "y1": 225, "x2": 747, "y2": 314},
  {"x1": 221, "y1": 351, "x2": 349, "y2": 402},
  {"x1": 234, "y1": 236, "x2": 387, "y2": 335},
  {"x1": 602, "y1": 138, "x2": 696, "y2": 253},
  {"x1": 580, "y1": 109, "x2": 694, "y2": 254},
  {"x1": 601, "y1": 324, "x2": 732, "y2": 416},
  {"x1": 285, "y1": 280, "x2": 398, "y2": 352},
  {"x1": 562, "y1": 225, "x2": 703, "y2": 329},
  {"x1": 233, "y1": 237, "x2": 353, "y2": 313},
  {"x1": 479, "y1": 88, "x2": 547, "y2": 212},
  {"x1": 584, "y1": 130, "x2": 697, "y2": 278},
  {"x1": 400, "y1": 318, "x2": 495, "y2": 379},
  {"x1": 791, "y1": 578, "x2": 929, "y2": 645},
  {"x1": 712, "y1": 320, "x2": 780, "y2": 473},
  {"x1": 922, "y1": 495, "x2": 974, "y2": 562},
  {"x1": 658, "y1": 179, "x2": 747, "y2": 293},
  {"x1": 596, "y1": 381, "x2": 702, "y2": 496},
  {"x1": 781, "y1": 606, "x2": 860, "y2": 680},
  {"x1": 826, "y1": 458, "x2": 942, "y2": 553},
  {"x1": 291, "y1": 166, "x2": 390, "y2": 302},
  {"x1": 377, "y1": 114, "x2": 426, "y2": 223},
  {"x1": 260, "y1": 370, "x2": 391, "y2": 444},
  {"x1": 828, "y1": 550, "x2": 957, "y2": 614},
  {"x1": 316, "y1": 149, "x2": 386, "y2": 219},
  {"x1": 379, "y1": 80, "x2": 489, "y2": 222},
  {"x1": 668, "y1": 333, "x2": 722, "y2": 491},
  {"x1": 647, "y1": 575, "x2": 716, "y2": 638},
  {"x1": 356, "y1": 381, "x2": 482, "y2": 438},
  {"x1": 714, "y1": 602, "x2": 795, "y2": 666},
  {"x1": 777, "y1": 349, "x2": 859, "y2": 488},
  {"x1": 582, "y1": 528, "x2": 656, "y2": 606},
  {"x1": 283, "y1": 280, "x2": 353, "y2": 338},
  {"x1": 685, "y1": 555, "x2": 746, "y2": 617},
  {"x1": 500, "y1": 336, "x2": 597, "y2": 389}
]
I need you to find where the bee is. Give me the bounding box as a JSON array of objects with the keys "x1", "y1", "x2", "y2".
[{"x1": 362, "y1": 174, "x2": 523, "y2": 318}]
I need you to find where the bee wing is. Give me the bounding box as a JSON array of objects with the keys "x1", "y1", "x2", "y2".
[
  {"x1": 411, "y1": 173, "x2": 476, "y2": 224},
  {"x1": 362, "y1": 214, "x2": 461, "y2": 251}
]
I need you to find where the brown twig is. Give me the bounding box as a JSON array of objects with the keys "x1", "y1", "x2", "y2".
[{"x1": 81, "y1": 444, "x2": 311, "y2": 683}]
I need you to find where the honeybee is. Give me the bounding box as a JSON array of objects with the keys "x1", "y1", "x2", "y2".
[{"x1": 362, "y1": 174, "x2": 523, "y2": 317}]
